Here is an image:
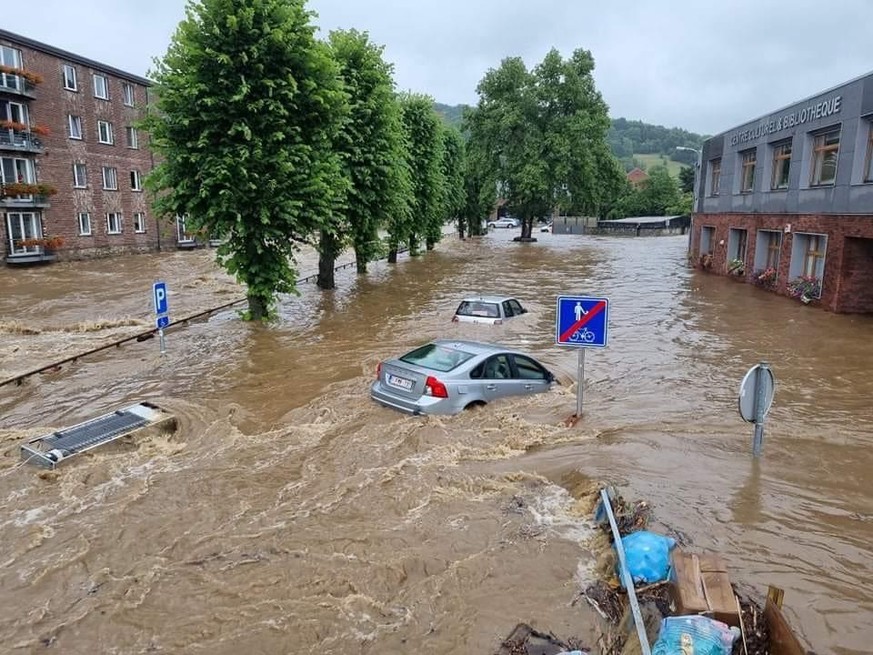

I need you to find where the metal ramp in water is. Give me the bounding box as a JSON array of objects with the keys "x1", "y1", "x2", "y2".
[{"x1": 20, "y1": 402, "x2": 175, "y2": 469}]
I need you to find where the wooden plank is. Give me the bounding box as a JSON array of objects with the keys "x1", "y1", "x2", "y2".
[
  {"x1": 670, "y1": 551, "x2": 707, "y2": 615},
  {"x1": 764, "y1": 598, "x2": 806, "y2": 655}
]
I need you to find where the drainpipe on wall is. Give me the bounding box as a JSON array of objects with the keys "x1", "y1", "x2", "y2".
[{"x1": 146, "y1": 86, "x2": 160, "y2": 252}]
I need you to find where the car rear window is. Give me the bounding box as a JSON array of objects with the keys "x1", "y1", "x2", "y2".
[
  {"x1": 400, "y1": 343, "x2": 476, "y2": 372},
  {"x1": 455, "y1": 301, "x2": 500, "y2": 318}
]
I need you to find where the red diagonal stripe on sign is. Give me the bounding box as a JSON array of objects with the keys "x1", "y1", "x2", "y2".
[{"x1": 559, "y1": 300, "x2": 606, "y2": 342}]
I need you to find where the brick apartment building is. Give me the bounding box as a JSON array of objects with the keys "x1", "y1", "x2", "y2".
[
  {"x1": 689, "y1": 71, "x2": 873, "y2": 313},
  {"x1": 0, "y1": 29, "x2": 171, "y2": 265}
]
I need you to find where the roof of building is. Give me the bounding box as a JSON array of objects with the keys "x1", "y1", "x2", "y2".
[
  {"x1": 604, "y1": 215, "x2": 685, "y2": 224},
  {"x1": 626, "y1": 168, "x2": 649, "y2": 183},
  {"x1": 0, "y1": 28, "x2": 152, "y2": 86}
]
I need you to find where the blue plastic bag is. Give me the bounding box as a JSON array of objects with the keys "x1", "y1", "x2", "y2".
[
  {"x1": 652, "y1": 615, "x2": 739, "y2": 655},
  {"x1": 617, "y1": 530, "x2": 675, "y2": 587}
]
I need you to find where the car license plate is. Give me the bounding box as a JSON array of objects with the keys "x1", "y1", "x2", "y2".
[{"x1": 387, "y1": 373, "x2": 413, "y2": 391}]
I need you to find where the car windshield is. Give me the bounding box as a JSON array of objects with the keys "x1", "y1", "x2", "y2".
[
  {"x1": 455, "y1": 301, "x2": 500, "y2": 318},
  {"x1": 400, "y1": 343, "x2": 476, "y2": 372}
]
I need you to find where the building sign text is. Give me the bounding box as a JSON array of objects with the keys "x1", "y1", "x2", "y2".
[{"x1": 730, "y1": 95, "x2": 842, "y2": 146}]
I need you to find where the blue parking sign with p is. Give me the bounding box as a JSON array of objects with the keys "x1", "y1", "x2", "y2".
[
  {"x1": 153, "y1": 282, "x2": 168, "y2": 315},
  {"x1": 555, "y1": 296, "x2": 609, "y2": 348}
]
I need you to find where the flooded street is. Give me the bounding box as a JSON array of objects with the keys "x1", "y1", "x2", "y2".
[{"x1": 1, "y1": 231, "x2": 871, "y2": 654}]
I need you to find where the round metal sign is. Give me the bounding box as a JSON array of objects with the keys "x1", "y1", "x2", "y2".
[{"x1": 738, "y1": 364, "x2": 776, "y2": 423}]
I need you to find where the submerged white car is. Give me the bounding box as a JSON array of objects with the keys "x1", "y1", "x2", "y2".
[
  {"x1": 452, "y1": 296, "x2": 528, "y2": 325},
  {"x1": 487, "y1": 217, "x2": 520, "y2": 229}
]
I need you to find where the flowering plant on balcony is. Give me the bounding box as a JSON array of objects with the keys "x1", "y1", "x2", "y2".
[
  {"x1": 15, "y1": 236, "x2": 65, "y2": 251},
  {"x1": 787, "y1": 275, "x2": 821, "y2": 303},
  {"x1": 30, "y1": 124, "x2": 50, "y2": 137},
  {"x1": 753, "y1": 267, "x2": 778, "y2": 289},
  {"x1": 0, "y1": 182, "x2": 58, "y2": 197},
  {"x1": 0, "y1": 119, "x2": 28, "y2": 131},
  {"x1": 0, "y1": 65, "x2": 44, "y2": 85},
  {"x1": 727, "y1": 258, "x2": 745, "y2": 276}
]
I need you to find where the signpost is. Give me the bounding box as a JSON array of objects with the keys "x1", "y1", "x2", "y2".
[
  {"x1": 738, "y1": 362, "x2": 776, "y2": 457},
  {"x1": 152, "y1": 281, "x2": 169, "y2": 355},
  {"x1": 555, "y1": 296, "x2": 610, "y2": 418}
]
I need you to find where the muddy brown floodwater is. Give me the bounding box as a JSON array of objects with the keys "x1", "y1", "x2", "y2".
[{"x1": 0, "y1": 231, "x2": 871, "y2": 655}]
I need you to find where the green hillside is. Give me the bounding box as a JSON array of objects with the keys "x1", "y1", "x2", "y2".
[{"x1": 634, "y1": 153, "x2": 684, "y2": 177}]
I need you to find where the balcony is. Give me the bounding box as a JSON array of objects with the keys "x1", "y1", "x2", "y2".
[
  {"x1": 0, "y1": 68, "x2": 40, "y2": 99},
  {"x1": 0, "y1": 128, "x2": 44, "y2": 154},
  {"x1": 5, "y1": 246, "x2": 56, "y2": 265},
  {"x1": 0, "y1": 183, "x2": 55, "y2": 208}
]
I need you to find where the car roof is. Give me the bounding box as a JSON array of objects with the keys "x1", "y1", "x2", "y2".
[
  {"x1": 430, "y1": 339, "x2": 514, "y2": 355},
  {"x1": 459, "y1": 295, "x2": 518, "y2": 304}
]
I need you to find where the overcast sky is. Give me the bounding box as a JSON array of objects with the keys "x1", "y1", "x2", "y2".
[{"x1": 4, "y1": 0, "x2": 872, "y2": 135}]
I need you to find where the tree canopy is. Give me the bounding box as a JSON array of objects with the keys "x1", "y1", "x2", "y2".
[
  {"x1": 147, "y1": 0, "x2": 346, "y2": 319},
  {"x1": 465, "y1": 48, "x2": 623, "y2": 239}
]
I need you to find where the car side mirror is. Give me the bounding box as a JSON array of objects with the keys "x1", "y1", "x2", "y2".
[
  {"x1": 521, "y1": 308, "x2": 528, "y2": 314},
  {"x1": 546, "y1": 371, "x2": 555, "y2": 383}
]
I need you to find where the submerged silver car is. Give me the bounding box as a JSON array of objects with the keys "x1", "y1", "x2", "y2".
[
  {"x1": 452, "y1": 295, "x2": 528, "y2": 325},
  {"x1": 370, "y1": 340, "x2": 556, "y2": 415}
]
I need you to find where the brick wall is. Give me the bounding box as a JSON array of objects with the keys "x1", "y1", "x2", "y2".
[
  {"x1": 690, "y1": 212, "x2": 873, "y2": 314},
  {"x1": 1, "y1": 36, "x2": 166, "y2": 260}
]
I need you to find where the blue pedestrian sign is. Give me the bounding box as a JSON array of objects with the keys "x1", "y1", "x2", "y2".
[
  {"x1": 156, "y1": 314, "x2": 170, "y2": 329},
  {"x1": 555, "y1": 295, "x2": 609, "y2": 348},
  {"x1": 153, "y1": 281, "x2": 169, "y2": 316}
]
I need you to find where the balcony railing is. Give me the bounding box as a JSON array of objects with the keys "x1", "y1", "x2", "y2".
[
  {"x1": 0, "y1": 183, "x2": 54, "y2": 207},
  {"x1": 0, "y1": 67, "x2": 41, "y2": 99},
  {"x1": 0, "y1": 129, "x2": 44, "y2": 153}
]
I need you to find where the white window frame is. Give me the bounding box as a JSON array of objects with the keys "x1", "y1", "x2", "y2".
[
  {"x1": 62, "y1": 64, "x2": 78, "y2": 91},
  {"x1": 0, "y1": 46, "x2": 23, "y2": 92},
  {"x1": 1, "y1": 156, "x2": 36, "y2": 186},
  {"x1": 708, "y1": 159, "x2": 721, "y2": 196},
  {"x1": 176, "y1": 215, "x2": 195, "y2": 243},
  {"x1": 133, "y1": 212, "x2": 146, "y2": 233},
  {"x1": 727, "y1": 228, "x2": 748, "y2": 267},
  {"x1": 97, "y1": 120, "x2": 114, "y2": 145},
  {"x1": 93, "y1": 73, "x2": 109, "y2": 100},
  {"x1": 700, "y1": 226, "x2": 715, "y2": 255},
  {"x1": 106, "y1": 212, "x2": 122, "y2": 235},
  {"x1": 78, "y1": 212, "x2": 92, "y2": 236},
  {"x1": 739, "y1": 149, "x2": 756, "y2": 194},
  {"x1": 73, "y1": 162, "x2": 87, "y2": 188},
  {"x1": 754, "y1": 229, "x2": 782, "y2": 272},
  {"x1": 102, "y1": 166, "x2": 118, "y2": 190},
  {"x1": 122, "y1": 82, "x2": 135, "y2": 107},
  {"x1": 810, "y1": 128, "x2": 840, "y2": 187},
  {"x1": 789, "y1": 232, "x2": 827, "y2": 294},
  {"x1": 130, "y1": 170, "x2": 142, "y2": 191},
  {"x1": 125, "y1": 126, "x2": 138, "y2": 149},
  {"x1": 68, "y1": 114, "x2": 83, "y2": 140}
]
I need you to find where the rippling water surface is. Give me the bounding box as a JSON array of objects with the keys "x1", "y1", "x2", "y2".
[{"x1": 1, "y1": 231, "x2": 871, "y2": 654}]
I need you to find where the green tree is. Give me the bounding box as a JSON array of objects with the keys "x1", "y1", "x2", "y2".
[
  {"x1": 465, "y1": 48, "x2": 622, "y2": 240},
  {"x1": 438, "y1": 125, "x2": 466, "y2": 244},
  {"x1": 146, "y1": 0, "x2": 345, "y2": 320},
  {"x1": 679, "y1": 165, "x2": 695, "y2": 194},
  {"x1": 611, "y1": 164, "x2": 680, "y2": 217},
  {"x1": 398, "y1": 93, "x2": 445, "y2": 256},
  {"x1": 323, "y1": 29, "x2": 410, "y2": 283}
]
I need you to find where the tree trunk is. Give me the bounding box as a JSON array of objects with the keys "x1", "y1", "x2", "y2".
[
  {"x1": 521, "y1": 219, "x2": 533, "y2": 240},
  {"x1": 247, "y1": 294, "x2": 268, "y2": 321},
  {"x1": 409, "y1": 236, "x2": 420, "y2": 257},
  {"x1": 355, "y1": 249, "x2": 368, "y2": 275},
  {"x1": 458, "y1": 218, "x2": 467, "y2": 240},
  {"x1": 317, "y1": 228, "x2": 338, "y2": 290},
  {"x1": 388, "y1": 248, "x2": 398, "y2": 264},
  {"x1": 426, "y1": 238, "x2": 435, "y2": 251}
]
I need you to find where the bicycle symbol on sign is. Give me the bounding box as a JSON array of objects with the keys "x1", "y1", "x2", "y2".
[{"x1": 568, "y1": 327, "x2": 596, "y2": 343}]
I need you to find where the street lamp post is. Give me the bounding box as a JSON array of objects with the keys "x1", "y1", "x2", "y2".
[{"x1": 676, "y1": 146, "x2": 702, "y2": 256}]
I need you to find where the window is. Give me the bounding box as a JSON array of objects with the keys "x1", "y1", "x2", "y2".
[
  {"x1": 728, "y1": 228, "x2": 748, "y2": 265},
  {"x1": 789, "y1": 233, "x2": 827, "y2": 297},
  {"x1": 754, "y1": 230, "x2": 782, "y2": 272},
  {"x1": 62, "y1": 64, "x2": 77, "y2": 91},
  {"x1": 122, "y1": 82, "x2": 135, "y2": 106},
  {"x1": 709, "y1": 159, "x2": 721, "y2": 196},
  {"x1": 93, "y1": 73, "x2": 109, "y2": 99},
  {"x1": 399, "y1": 343, "x2": 476, "y2": 372},
  {"x1": 97, "y1": 120, "x2": 114, "y2": 144},
  {"x1": 130, "y1": 170, "x2": 142, "y2": 191},
  {"x1": 73, "y1": 162, "x2": 87, "y2": 188},
  {"x1": 740, "y1": 149, "x2": 756, "y2": 193},
  {"x1": 78, "y1": 212, "x2": 92, "y2": 236},
  {"x1": 125, "y1": 126, "x2": 138, "y2": 149},
  {"x1": 0, "y1": 46, "x2": 23, "y2": 91},
  {"x1": 700, "y1": 226, "x2": 715, "y2": 254},
  {"x1": 106, "y1": 212, "x2": 122, "y2": 234},
  {"x1": 1, "y1": 156, "x2": 35, "y2": 186},
  {"x1": 133, "y1": 212, "x2": 146, "y2": 233},
  {"x1": 102, "y1": 166, "x2": 118, "y2": 190},
  {"x1": 6, "y1": 211, "x2": 41, "y2": 255},
  {"x1": 810, "y1": 128, "x2": 840, "y2": 186},
  {"x1": 476, "y1": 354, "x2": 512, "y2": 380},
  {"x1": 68, "y1": 114, "x2": 83, "y2": 139},
  {"x1": 512, "y1": 355, "x2": 549, "y2": 381},
  {"x1": 865, "y1": 124, "x2": 873, "y2": 183},
  {"x1": 2, "y1": 100, "x2": 28, "y2": 126},
  {"x1": 771, "y1": 141, "x2": 792, "y2": 190}
]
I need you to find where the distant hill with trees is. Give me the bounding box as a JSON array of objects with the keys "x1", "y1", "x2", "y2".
[{"x1": 433, "y1": 103, "x2": 706, "y2": 173}]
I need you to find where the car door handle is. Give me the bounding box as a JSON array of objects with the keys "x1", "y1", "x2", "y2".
[
  {"x1": 524, "y1": 384, "x2": 534, "y2": 390},
  {"x1": 485, "y1": 384, "x2": 497, "y2": 390}
]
